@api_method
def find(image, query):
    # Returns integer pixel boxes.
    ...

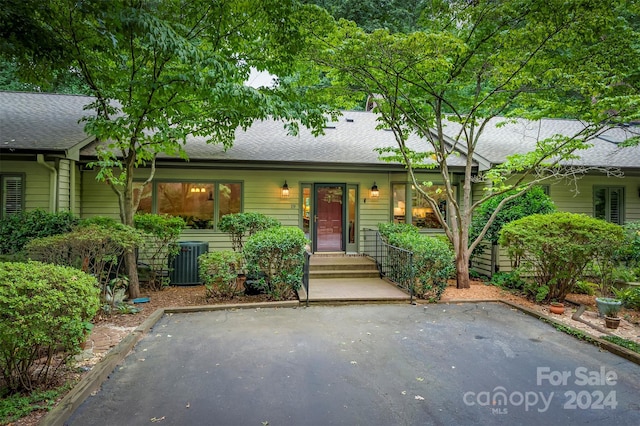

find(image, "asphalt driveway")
[67,303,640,425]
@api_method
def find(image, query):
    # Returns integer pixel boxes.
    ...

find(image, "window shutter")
[2,176,23,217]
[609,188,622,225]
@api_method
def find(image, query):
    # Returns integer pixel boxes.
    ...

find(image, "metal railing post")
[362,228,414,303]
[303,251,311,307]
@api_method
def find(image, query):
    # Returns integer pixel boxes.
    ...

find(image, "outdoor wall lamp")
[281,180,290,198]
[370,182,379,198]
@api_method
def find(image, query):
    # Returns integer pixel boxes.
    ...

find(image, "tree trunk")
[122,160,141,299]
[455,249,471,289]
[125,250,140,299]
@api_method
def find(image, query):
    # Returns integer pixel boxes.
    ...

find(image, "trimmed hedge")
[199,250,244,299]
[499,212,624,302]
[388,232,455,302]
[378,222,419,242]
[0,261,100,393]
[244,227,308,300]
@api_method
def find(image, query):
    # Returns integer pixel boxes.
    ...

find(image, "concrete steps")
[301,254,410,304]
[309,255,379,280]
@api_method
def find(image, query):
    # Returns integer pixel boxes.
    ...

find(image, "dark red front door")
[314,184,345,252]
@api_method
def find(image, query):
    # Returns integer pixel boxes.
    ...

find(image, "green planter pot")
[595,297,622,318]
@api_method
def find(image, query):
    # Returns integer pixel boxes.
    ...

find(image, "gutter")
[37,154,57,212]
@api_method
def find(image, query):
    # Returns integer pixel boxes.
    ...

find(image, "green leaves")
[0,261,100,393]
[244,226,309,300]
[470,186,556,249]
[499,212,625,302]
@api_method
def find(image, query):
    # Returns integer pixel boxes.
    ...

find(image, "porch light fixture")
[370,182,379,198]
[281,180,290,198]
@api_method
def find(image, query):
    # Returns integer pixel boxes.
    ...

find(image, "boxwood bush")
[199,250,244,299]
[499,212,624,302]
[243,227,308,300]
[388,233,455,302]
[0,261,100,393]
[378,222,419,242]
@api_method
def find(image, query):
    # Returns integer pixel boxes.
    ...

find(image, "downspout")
[37,154,57,212]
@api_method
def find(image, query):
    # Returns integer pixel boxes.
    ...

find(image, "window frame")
[391,181,453,230]
[0,173,25,219]
[136,179,243,230]
[593,186,624,225]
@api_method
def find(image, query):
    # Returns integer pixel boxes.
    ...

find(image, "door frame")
[312,183,347,253]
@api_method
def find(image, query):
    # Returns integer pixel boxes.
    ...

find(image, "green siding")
[58,159,71,211]
[1,160,50,211]
[471,173,640,277]
[80,168,408,252]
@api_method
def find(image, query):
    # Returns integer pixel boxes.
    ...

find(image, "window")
[136,181,242,229]
[594,186,624,225]
[392,182,448,229]
[1,174,24,218]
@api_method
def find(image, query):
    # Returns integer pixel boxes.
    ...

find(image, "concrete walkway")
[303,255,412,304]
[304,277,411,303]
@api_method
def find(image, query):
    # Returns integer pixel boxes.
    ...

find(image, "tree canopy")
[304,0,427,33]
[312,0,640,288]
[4,0,336,297]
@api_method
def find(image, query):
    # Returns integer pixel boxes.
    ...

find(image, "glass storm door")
[313,184,345,252]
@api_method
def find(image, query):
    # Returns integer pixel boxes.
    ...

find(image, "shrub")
[612,286,640,311]
[377,222,419,243]
[573,280,597,296]
[24,224,142,301]
[499,212,624,303]
[218,212,281,252]
[199,250,244,299]
[0,210,78,255]
[491,270,526,291]
[470,186,556,249]
[134,214,186,290]
[388,232,455,302]
[0,261,100,393]
[244,227,308,300]
[618,221,640,267]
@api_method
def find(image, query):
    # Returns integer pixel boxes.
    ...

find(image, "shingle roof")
[441,117,640,169]
[170,111,467,167]
[0,91,96,152]
[2,91,638,170]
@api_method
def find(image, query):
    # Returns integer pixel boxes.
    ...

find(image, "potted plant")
[549,301,565,315]
[595,297,623,318]
[604,304,622,330]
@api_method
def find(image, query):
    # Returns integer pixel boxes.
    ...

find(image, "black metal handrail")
[302,250,311,307]
[362,228,414,303]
